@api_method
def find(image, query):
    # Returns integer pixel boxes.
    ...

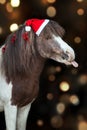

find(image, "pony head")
[35,20,78,67]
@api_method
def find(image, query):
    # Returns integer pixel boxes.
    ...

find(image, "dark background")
[0,0,87,130]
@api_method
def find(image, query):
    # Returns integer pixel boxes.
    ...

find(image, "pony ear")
[50,20,65,37]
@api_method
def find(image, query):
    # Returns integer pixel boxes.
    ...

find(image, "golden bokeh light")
[50,115,63,128]
[48,74,56,82]
[10,23,18,32]
[37,119,44,127]
[47,93,54,100]
[10,0,20,7]
[77,0,83,2]
[78,74,87,85]
[74,36,81,44]
[59,81,70,92]
[46,6,56,17]
[0,27,3,34]
[47,0,56,3]
[6,3,13,13]
[0,0,6,4]
[56,102,65,114]
[70,95,80,105]
[55,66,62,73]
[41,0,48,5]
[78,121,87,130]
[77,8,84,15]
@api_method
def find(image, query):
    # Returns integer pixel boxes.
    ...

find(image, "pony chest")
[11,76,39,107]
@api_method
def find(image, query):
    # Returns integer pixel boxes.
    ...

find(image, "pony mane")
[2,20,65,81]
[49,20,65,37]
[2,24,38,80]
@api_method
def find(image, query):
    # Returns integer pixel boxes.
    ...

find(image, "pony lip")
[71,61,78,68]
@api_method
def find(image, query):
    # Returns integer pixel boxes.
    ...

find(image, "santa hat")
[25,19,49,36]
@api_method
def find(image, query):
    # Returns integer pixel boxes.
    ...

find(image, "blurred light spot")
[0,0,6,4]
[6,3,13,13]
[56,103,65,114]
[47,93,54,100]
[74,36,81,44]
[48,74,56,82]
[78,115,85,122]
[41,0,48,5]
[10,11,20,19]
[59,81,70,92]
[37,119,44,127]
[0,27,3,34]
[78,74,87,85]
[60,94,70,104]
[77,0,83,2]
[55,66,62,73]
[77,8,84,15]
[47,0,56,3]
[51,115,63,128]
[47,66,56,75]
[71,68,78,75]
[47,6,56,17]
[11,0,20,7]
[10,23,18,32]
[70,95,80,105]
[78,121,87,130]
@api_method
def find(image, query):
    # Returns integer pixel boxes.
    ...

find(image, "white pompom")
[25,26,31,32]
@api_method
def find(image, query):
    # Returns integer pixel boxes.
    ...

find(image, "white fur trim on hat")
[36,19,49,36]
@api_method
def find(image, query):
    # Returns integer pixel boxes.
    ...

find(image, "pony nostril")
[66,50,75,61]
[62,53,69,60]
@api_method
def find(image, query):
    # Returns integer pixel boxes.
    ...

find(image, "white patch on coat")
[53,35,75,60]
[0,46,32,130]
[0,46,12,104]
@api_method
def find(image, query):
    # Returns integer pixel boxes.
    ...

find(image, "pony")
[0,19,78,130]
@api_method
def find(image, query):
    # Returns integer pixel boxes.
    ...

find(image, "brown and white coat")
[0,19,78,130]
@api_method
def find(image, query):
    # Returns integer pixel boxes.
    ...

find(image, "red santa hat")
[25,19,49,36]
